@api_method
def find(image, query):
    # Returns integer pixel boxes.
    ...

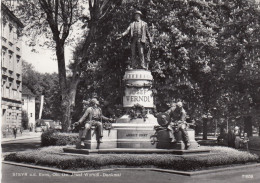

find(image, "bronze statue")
[157,101,190,148]
[75,98,113,146]
[116,10,152,70]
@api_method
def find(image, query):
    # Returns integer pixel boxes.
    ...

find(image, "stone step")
[63,147,210,155]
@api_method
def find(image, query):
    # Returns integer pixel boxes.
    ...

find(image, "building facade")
[1,3,23,129]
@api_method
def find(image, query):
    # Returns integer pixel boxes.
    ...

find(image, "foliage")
[36,119,46,127]
[9,0,260,136]
[215,0,260,125]
[248,136,260,149]
[41,130,79,146]
[21,110,29,129]
[22,61,62,120]
[74,0,260,138]
[8,0,123,132]
[4,146,259,170]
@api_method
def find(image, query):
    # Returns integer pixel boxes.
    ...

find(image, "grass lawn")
[4,146,259,171]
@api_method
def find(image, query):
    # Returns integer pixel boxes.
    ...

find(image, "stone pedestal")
[76,129,117,149]
[113,123,156,148]
[112,69,158,149]
[123,69,154,108]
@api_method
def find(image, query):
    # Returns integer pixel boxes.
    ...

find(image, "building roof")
[1,2,24,28]
[22,85,35,96]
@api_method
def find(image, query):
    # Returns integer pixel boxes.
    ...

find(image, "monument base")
[64,148,210,155]
[113,119,157,148]
[76,122,199,150]
[76,129,117,149]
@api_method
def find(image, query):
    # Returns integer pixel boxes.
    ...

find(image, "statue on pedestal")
[116,10,152,70]
[74,98,113,146]
[156,101,191,149]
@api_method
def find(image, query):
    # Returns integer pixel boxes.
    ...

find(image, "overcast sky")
[22,21,85,74]
[22,41,72,74]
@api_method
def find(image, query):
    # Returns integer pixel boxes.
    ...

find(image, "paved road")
[1,137,41,154]
[2,163,260,183]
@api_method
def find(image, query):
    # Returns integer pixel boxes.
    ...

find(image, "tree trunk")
[244,116,253,137]
[203,118,208,140]
[60,75,80,132]
[56,42,72,132]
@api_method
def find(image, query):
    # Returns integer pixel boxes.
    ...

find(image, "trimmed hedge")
[41,130,79,146]
[249,136,260,149]
[4,146,259,171]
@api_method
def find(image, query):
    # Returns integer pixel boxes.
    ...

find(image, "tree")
[22,110,29,129]
[22,61,62,120]
[10,0,122,131]
[74,0,260,138]
[216,0,260,136]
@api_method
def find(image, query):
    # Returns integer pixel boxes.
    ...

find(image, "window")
[30,113,33,117]
[9,80,12,88]
[17,82,20,90]
[9,24,13,33]
[16,55,21,63]
[2,80,6,87]
[2,37,7,42]
[2,47,7,60]
[8,50,13,59]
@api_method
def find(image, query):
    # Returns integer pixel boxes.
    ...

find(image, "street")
[2,163,260,183]
[1,137,41,154]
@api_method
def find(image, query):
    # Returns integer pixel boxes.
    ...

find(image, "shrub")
[249,137,260,149]
[41,130,79,146]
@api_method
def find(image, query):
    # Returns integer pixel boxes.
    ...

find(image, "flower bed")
[4,146,259,171]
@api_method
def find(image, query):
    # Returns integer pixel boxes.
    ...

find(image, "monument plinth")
[122,69,154,108]
[114,69,157,148]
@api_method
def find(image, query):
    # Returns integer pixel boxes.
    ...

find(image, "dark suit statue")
[117,10,152,70]
[165,102,190,147]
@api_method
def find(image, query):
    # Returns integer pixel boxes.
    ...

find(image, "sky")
[22,41,72,74]
[22,21,85,74]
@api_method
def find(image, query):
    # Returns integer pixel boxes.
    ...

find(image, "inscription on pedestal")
[118,129,154,139]
[126,133,148,137]
[123,88,153,107]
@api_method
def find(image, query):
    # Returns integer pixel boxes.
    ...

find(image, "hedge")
[4,146,259,171]
[249,136,260,149]
[41,129,79,146]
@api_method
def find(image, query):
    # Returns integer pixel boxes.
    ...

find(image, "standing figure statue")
[116,10,152,70]
[75,98,113,146]
[165,102,190,147]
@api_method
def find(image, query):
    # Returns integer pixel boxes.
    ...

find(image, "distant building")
[1,3,23,129]
[22,86,36,129]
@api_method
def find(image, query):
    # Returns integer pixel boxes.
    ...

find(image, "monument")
[65,10,205,154]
